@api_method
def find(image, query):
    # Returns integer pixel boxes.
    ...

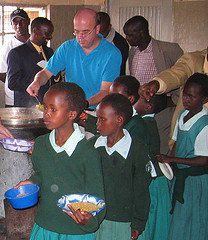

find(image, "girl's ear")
[117,114,125,127]
[146,103,154,114]
[127,95,135,104]
[68,110,78,120]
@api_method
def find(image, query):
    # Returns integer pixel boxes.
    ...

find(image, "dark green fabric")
[143,116,164,177]
[124,115,150,146]
[85,114,98,135]
[143,116,160,155]
[86,114,150,147]
[88,135,152,231]
[29,134,105,235]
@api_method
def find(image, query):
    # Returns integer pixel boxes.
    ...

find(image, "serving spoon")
[35,96,44,112]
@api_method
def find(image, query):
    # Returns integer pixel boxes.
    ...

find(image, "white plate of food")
[57,193,105,216]
[158,162,174,180]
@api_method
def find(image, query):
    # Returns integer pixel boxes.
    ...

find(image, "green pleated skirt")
[168,175,208,240]
[30,223,95,240]
[139,176,171,240]
[95,219,131,240]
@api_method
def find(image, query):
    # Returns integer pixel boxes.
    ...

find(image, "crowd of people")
[0,7,208,240]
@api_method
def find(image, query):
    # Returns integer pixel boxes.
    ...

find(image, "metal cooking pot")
[0,107,44,127]
[0,107,49,140]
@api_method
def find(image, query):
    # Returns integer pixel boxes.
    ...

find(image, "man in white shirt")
[0,8,30,107]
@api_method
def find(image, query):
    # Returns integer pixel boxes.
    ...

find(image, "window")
[0,5,47,45]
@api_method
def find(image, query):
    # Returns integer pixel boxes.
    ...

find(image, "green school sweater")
[86,114,150,146]
[88,135,152,231]
[29,133,105,235]
[143,116,160,155]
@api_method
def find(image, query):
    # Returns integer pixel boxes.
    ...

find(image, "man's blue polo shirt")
[46,34,122,105]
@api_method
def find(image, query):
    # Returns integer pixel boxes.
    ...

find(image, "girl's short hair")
[149,93,167,114]
[100,93,133,125]
[185,73,208,97]
[48,82,86,121]
[114,75,140,104]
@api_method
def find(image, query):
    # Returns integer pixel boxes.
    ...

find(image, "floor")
[0,218,6,240]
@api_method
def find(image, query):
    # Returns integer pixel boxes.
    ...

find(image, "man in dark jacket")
[98,11,129,75]
[7,17,54,107]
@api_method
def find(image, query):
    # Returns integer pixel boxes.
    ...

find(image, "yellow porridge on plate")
[67,202,100,212]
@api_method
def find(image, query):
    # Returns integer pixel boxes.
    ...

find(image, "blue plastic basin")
[4,184,40,209]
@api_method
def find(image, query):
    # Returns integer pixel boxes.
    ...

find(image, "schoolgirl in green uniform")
[88,93,152,240]
[14,82,105,240]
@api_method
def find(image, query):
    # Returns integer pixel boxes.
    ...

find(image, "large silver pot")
[0,107,49,140]
[0,107,44,127]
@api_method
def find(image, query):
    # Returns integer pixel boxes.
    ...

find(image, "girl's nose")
[44,108,50,117]
[96,119,100,127]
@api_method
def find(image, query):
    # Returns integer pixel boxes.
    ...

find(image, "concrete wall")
[50,5,101,50]
[173,1,208,52]
[49,1,208,53]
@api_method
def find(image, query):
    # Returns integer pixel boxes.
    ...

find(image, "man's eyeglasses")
[73,25,97,38]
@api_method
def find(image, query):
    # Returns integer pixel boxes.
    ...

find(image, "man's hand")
[26,69,53,97]
[26,81,40,97]
[139,80,160,102]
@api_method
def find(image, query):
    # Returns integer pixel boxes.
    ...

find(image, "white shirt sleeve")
[194,125,208,156]
[172,118,179,141]
[0,42,11,72]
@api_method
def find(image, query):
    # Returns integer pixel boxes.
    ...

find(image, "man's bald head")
[74,8,100,26]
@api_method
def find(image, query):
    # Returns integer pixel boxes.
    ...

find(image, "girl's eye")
[98,117,105,122]
[51,108,56,112]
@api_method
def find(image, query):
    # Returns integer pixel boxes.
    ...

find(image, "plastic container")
[0,138,33,152]
[4,184,40,209]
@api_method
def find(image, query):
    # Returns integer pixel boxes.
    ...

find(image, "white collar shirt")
[49,123,85,156]
[94,129,132,159]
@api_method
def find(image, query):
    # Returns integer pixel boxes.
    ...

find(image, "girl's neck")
[55,124,75,147]
[107,130,124,148]
[183,106,203,123]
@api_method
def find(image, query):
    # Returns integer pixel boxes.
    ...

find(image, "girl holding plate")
[14,82,105,240]
[156,73,208,240]
[88,93,152,240]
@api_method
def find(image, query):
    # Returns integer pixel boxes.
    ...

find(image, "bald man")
[27,8,122,109]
